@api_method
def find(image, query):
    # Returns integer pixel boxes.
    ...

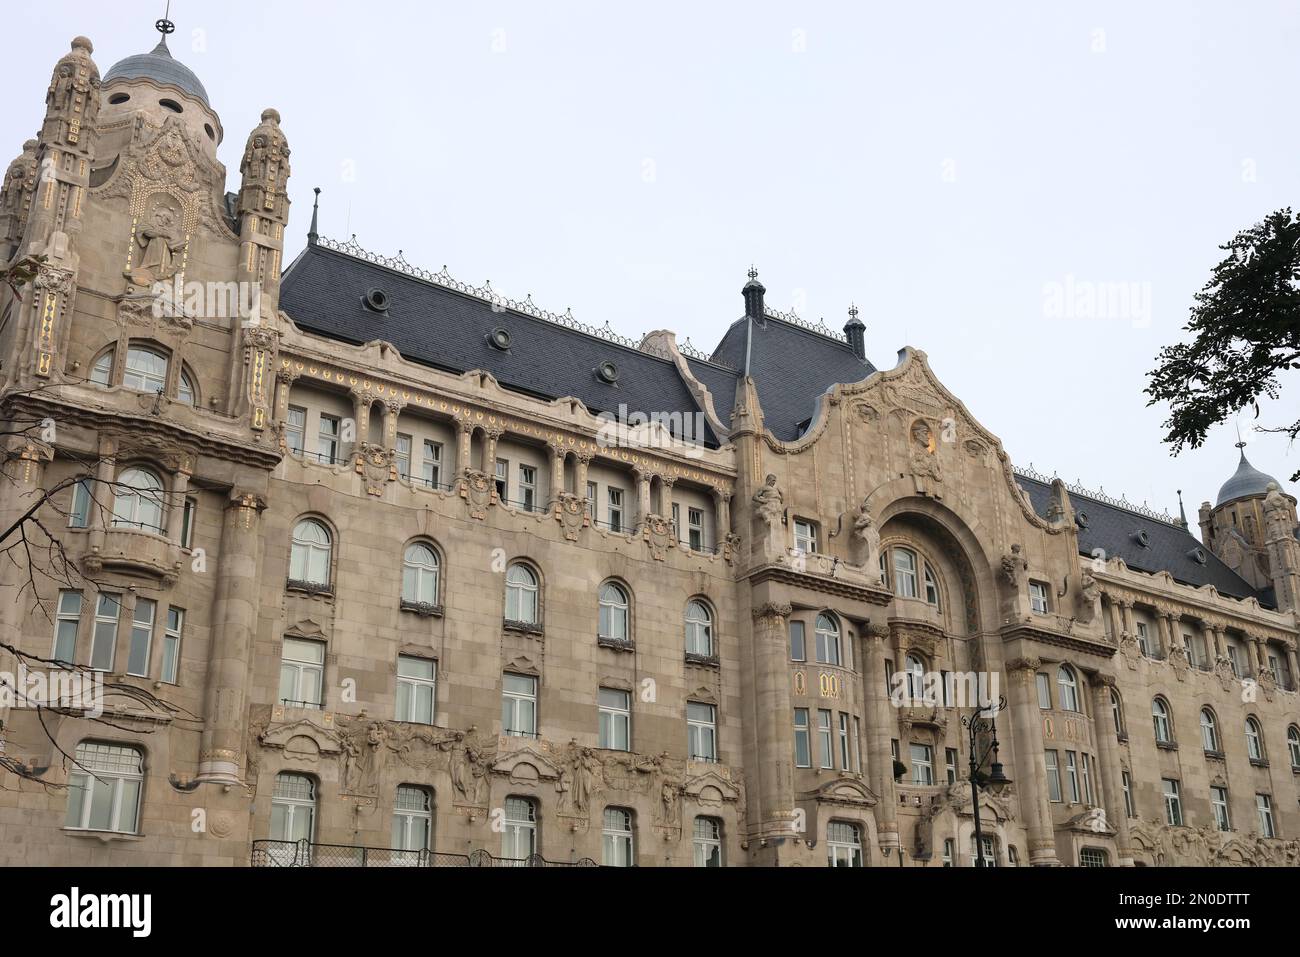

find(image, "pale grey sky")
[10,1,1299,525]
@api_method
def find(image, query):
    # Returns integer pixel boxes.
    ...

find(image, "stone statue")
[1001,543,1028,590]
[850,497,882,578]
[752,474,785,561]
[1263,483,1293,540]
[451,725,492,804]
[135,205,185,286]
[564,742,601,814]
[909,419,943,496]
[1078,567,1102,622]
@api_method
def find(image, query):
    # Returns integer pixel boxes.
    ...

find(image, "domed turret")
[103,37,208,106]
[1216,449,1281,507]
[1200,443,1294,596]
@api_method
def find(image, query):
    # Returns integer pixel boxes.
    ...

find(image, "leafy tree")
[1146,208,1300,480]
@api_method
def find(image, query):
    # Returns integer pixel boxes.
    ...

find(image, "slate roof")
[1216,450,1281,506]
[710,314,877,440]
[279,243,721,446]
[104,39,209,106]
[1017,476,1269,605]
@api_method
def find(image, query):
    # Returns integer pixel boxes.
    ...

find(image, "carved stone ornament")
[1168,644,1190,682]
[461,468,492,520]
[354,442,391,496]
[1213,657,1236,693]
[643,514,674,561]
[555,491,587,541]
[1119,633,1141,670]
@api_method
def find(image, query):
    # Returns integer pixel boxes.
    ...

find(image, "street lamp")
[961,695,1012,868]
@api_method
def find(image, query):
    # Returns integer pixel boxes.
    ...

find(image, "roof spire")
[1176,489,1187,527]
[153,1,175,53]
[308,187,321,245]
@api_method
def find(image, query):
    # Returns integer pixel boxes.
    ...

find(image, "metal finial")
[307,187,321,244]
[156,0,175,36]
[848,302,859,321]
[747,265,758,281]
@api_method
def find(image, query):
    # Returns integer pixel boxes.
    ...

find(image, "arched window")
[1110,688,1125,737]
[893,548,918,599]
[1200,708,1220,753]
[111,466,164,532]
[602,807,635,867]
[178,368,196,406]
[505,563,539,624]
[123,346,168,393]
[401,542,440,606]
[905,653,926,703]
[502,796,537,860]
[827,821,863,867]
[1288,726,1300,770]
[599,582,630,643]
[1151,697,1172,744]
[289,519,332,586]
[270,772,316,844]
[90,349,114,385]
[392,785,432,853]
[814,613,840,666]
[1057,665,1079,712]
[65,741,143,833]
[684,600,713,657]
[923,564,940,607]
[1245,717,1265,761]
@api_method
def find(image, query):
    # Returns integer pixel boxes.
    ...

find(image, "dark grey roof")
[279,243,721,446]
[710,314,876,440]
[104,39,209,106]
[1216,450,1280,506]
[684,357,738,421]
[1017,476,1269,606]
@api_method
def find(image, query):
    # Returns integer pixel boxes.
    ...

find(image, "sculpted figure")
[850,497,882,577]
[135,205,185,285]
[1001,543,1028,590]
[908,419,943,495]
[752,474,783,524]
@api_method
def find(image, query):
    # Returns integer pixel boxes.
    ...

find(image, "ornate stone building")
[1,26,1298,868]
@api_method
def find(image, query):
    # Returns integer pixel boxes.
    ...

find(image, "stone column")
[86,436,117,554]
[196,491,266,785]
[712,488,731,547]
[1206,622,1224,660]
[1006,656,1058,865]
[381,397,404,451]
[1120,601,1137,650]
[1106,596,1124,643]
[166,461,191,547]
[1250,635,1267,672]
[1286,643,1299,692]
[349,388,373,457]
[273,367,298,426]
[660,476,677,528]
[547,442,565,505]
[864,623,899,851]
[745,601,799,856]
[454,416,473,473]
[633,466,652,531]
[1089,673,1133,866]
[1157,613,1175,659]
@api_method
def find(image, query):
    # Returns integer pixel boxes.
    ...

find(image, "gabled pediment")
[259,718,342,754]
[492,746,563,782]
[682,768,741,805]
[803,775,877,808]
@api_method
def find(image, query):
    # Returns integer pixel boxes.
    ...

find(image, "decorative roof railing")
[318,234,739,371]
[762,306,845,343]
[1014,464,1179,525]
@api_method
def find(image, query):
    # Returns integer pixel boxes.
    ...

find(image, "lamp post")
[961,695,1012,868]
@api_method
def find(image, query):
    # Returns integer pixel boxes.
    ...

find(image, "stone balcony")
[84,526,182,583]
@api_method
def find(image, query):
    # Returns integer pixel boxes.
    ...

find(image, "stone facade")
[0,29,1298,868]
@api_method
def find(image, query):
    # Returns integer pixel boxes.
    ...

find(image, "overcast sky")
[10,1,1299,526]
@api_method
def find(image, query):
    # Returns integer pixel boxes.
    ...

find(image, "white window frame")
[401,542,440,606]
[599,687,631,751]
[278,637,325,709]
[394,433,412,480]
[910,742,933,785]
[285,405,306,454]
[826,821,863,867]
[793,708,811,768]
[817,709,834,769]
[161,607,183,684]
[1152,698,1172,744]
[814,613,840,666]
[1057,665,1079,712]
[270,772,317,844]
[1257,793,1275,838]
[685,600,713,657]
[396,655,436,724]
[502,673,538,737]
[502,797,537,860]
[518,464,537,511]
[90,594,121,672]
[1211,785,1230,832]
[391,785,432,853]
[793,519,818,555]
[1246,718,1265,762]
[69,479,92,528]
[317,414,340,464]
[1200,709,1220,753]
[893,547,918,598]
[607,487,624,532]
[123,346,168,394]
[687,507,704,551]
[112,466,165,533]
[289,519,332,587]
[421,440,443,488]
[602,807,635,867]
[53,590,82,664]
[65,742,143,834]
[1029,581,1049,614]
[505,563,539,624]
[693,816,722,867]
[1045,749,1062,803]
[1163,778,1182,826]
[687,701,717,762]
[598,582,630,643]
[126,597,155,677]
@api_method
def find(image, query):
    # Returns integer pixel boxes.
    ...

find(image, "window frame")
[65,741,144,834]
[278,636,326,709]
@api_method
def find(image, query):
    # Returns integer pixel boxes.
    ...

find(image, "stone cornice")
[999,619,1116,659]
[748,563,894,606]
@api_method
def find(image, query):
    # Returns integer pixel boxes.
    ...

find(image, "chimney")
[742,265,765,320]
[844,303,866,360]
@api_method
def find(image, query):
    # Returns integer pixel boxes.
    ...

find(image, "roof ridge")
[1014,465,1180,526]
[315,234,694,363]
[761,306,850,346]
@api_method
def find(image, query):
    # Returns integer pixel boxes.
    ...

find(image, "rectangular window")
[789,620,806,661]
[599,688,631,751]
[180,497,196,549]
[279,637,325,708]
[65,742,143,834]
[942,839,954,867]
[687,507,704,551]
[285,405,306,454]
[1136,622,1150,657]
[671,502,680,538]
[391,786,432,853]
[838,713,851,770]
[53,590,82,664]
[395,433,412,480]
[1257,793,1275,838]
[817,709,834,769]
[973,835,998,868]
[794,519,818,554]
[1036,672,1052,710]
[1065,750,1080,804]
[126,598,155,677]
[161,607,183,684]
[502,673,537,737]
[1163,778,1182,826]
[1211,785,1230,832]
[852,717,862,773]
[1029,581,1049,614]
[693,816,722,868]
[494,458,508,501]
[946,747,959,785]
[1122,770,1134,818]
[1227,643,1242,677]
[69,480,92,528]
[1081,752,1094,806]
[586,481,597,519]
[607,487,624,532]
[396,655,436,724]
[502,797,536,860]
[1045,749,1062,803]
[602,808,635,867]
[910,743,933,785]
[688,702,717,762]
[826,821,863,867]
[422,440,442,488]
[793,708,811,768]
[518,464,536,511]
[1079,847,1107,868]
[317,414,340,463]
[91,594,121,672]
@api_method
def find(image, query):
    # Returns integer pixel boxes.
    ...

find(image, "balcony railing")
[251,840,596,868]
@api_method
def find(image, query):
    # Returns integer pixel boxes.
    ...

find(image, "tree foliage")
[1146,208,1300,480]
